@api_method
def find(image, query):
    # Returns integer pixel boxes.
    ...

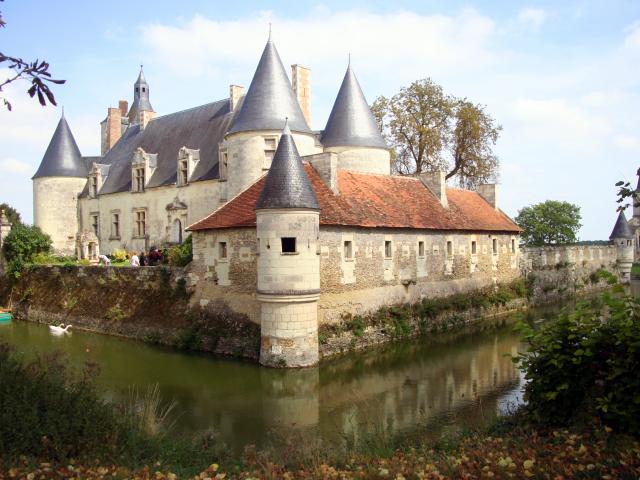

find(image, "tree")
[0,1,65,110]
[515,200,582,246]
[371,78,502,188]
[0,202,21,226]
[2,223,52,277]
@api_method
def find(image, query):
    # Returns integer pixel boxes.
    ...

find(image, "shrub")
[168,234,193,267]
[515,287,640,433]
[110,248,129,262]
[2,223,52,277]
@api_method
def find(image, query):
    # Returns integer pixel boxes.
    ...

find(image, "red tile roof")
[188,165,521,233]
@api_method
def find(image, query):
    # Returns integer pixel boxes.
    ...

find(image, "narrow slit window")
[344,240,353,259]
[91,176,98,197]
[179,160,188,185]
[219,241,228,259]
[281,237,296,253]
[511,239,516,253]
[447,241,453,257]
[385,241,392,258]
[471,241,477,255]
[91,215,99,236]
[492,238,498,254]
[112,213,119,237]
[418,241,425,257]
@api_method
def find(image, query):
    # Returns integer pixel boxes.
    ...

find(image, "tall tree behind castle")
[371,78,501,189]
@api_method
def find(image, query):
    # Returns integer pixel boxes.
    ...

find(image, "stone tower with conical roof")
[32,113,88,254]
[609,210,634,282]
[256,119,321,367]
[223,36,321,200]
[321,63,390,175]
[127,67,155,127]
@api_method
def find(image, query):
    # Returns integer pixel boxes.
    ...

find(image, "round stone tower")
[255,120,321,368]
[609,211,634,282]
[224,35,320,200]
[32,113,88,255]
[321,62,390,175]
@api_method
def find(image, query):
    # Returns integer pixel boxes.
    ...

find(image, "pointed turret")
[127,66,154,123]
[229,39,310,135]
[33,114,86,178]
[256,120,319,210]
[321,64,386,149]
[610,211,634,240]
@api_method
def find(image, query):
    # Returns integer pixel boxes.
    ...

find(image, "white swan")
[49,323,72,335]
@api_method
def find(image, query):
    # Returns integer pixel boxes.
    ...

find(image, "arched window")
[173,219,182,243]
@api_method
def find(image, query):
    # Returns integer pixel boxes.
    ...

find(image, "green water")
[0,306,562,454]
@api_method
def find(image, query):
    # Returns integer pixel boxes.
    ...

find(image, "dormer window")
[177,146,200,186]
[88,163,110,199]
[131,147,156,193]
[263,136,277,169]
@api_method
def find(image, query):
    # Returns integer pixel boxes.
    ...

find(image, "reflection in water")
[0,307,563,453]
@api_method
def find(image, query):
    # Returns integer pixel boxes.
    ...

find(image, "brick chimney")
[419,171,448,208]
[118,100,128,117]
[477,184,499,209]
[139,110,156,130]
[229,84,244,112]
[291,64,311,127]
[103,107,122,154]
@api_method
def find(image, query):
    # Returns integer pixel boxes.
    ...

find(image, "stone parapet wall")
[521,244,617,271]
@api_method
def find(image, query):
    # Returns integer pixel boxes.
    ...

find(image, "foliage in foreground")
[0,343,219,469]
[515,200,582,246]
[167,234,193,267]
[516,287,640,434]
[2,223,52,277]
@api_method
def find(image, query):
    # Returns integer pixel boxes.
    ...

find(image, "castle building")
[33,35,523,366]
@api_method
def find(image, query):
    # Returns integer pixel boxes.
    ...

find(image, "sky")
[1,0,639,240]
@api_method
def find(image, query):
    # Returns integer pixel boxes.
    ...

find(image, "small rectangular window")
[447,241,453,257]
[344,240,353,259]
[384,240,392,258]
[112,213,120,238]
[135,168,145,192]
[264,137,277,168]
[471,241,477,254]
[179,160,189,185]
[219,241,228,259]
[281,237,296,253]
[91,176,98,197]
[511,239,516,253]
[492,238,498,254]
[418,241,425,257]
[135,210,146,237]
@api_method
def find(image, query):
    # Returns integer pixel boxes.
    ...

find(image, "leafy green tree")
[2,223,51,276]
[515,200,582,246]
[371,78,501,188]
[0,202,21,225]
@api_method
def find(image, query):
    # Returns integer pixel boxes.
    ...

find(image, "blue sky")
[1,0,639,239]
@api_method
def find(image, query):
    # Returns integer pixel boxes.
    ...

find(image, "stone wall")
[78,179,223,255]
[323,145,391,175]
[521,244,618,303]
[190,227,521,324]
[33,176,87,255]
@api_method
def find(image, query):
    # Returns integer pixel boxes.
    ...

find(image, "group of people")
[130,248,164,267]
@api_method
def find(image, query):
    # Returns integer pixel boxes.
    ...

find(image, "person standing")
[130,253,140,267]
[139,251,147,266]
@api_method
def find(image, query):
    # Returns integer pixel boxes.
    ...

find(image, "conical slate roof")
[321,65,387,149]
[33,115,87,179]
[229,40,310,135]
[255,120,319,210]
[609,211,634,239]
[128,67,154,122]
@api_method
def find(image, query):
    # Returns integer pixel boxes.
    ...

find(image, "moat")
[0,303,569,454]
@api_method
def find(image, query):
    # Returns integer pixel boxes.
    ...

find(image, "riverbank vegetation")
[2,287,640,478]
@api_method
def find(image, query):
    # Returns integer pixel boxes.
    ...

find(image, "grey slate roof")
[228,40,311,135]
[609,211,634,239]
[94,99,233,195]
[256,120,319,210]
[33,115,88,179]
[128,68,154,123]
[321,65,387,149]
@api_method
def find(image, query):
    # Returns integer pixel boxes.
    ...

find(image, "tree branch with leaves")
[0,1,65,111]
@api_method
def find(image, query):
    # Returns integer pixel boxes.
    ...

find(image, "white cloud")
[615,134,640,150]
[509,98,611,152]
[516,7,547,32]
[140,8,499,83]
[0,158,33,174]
